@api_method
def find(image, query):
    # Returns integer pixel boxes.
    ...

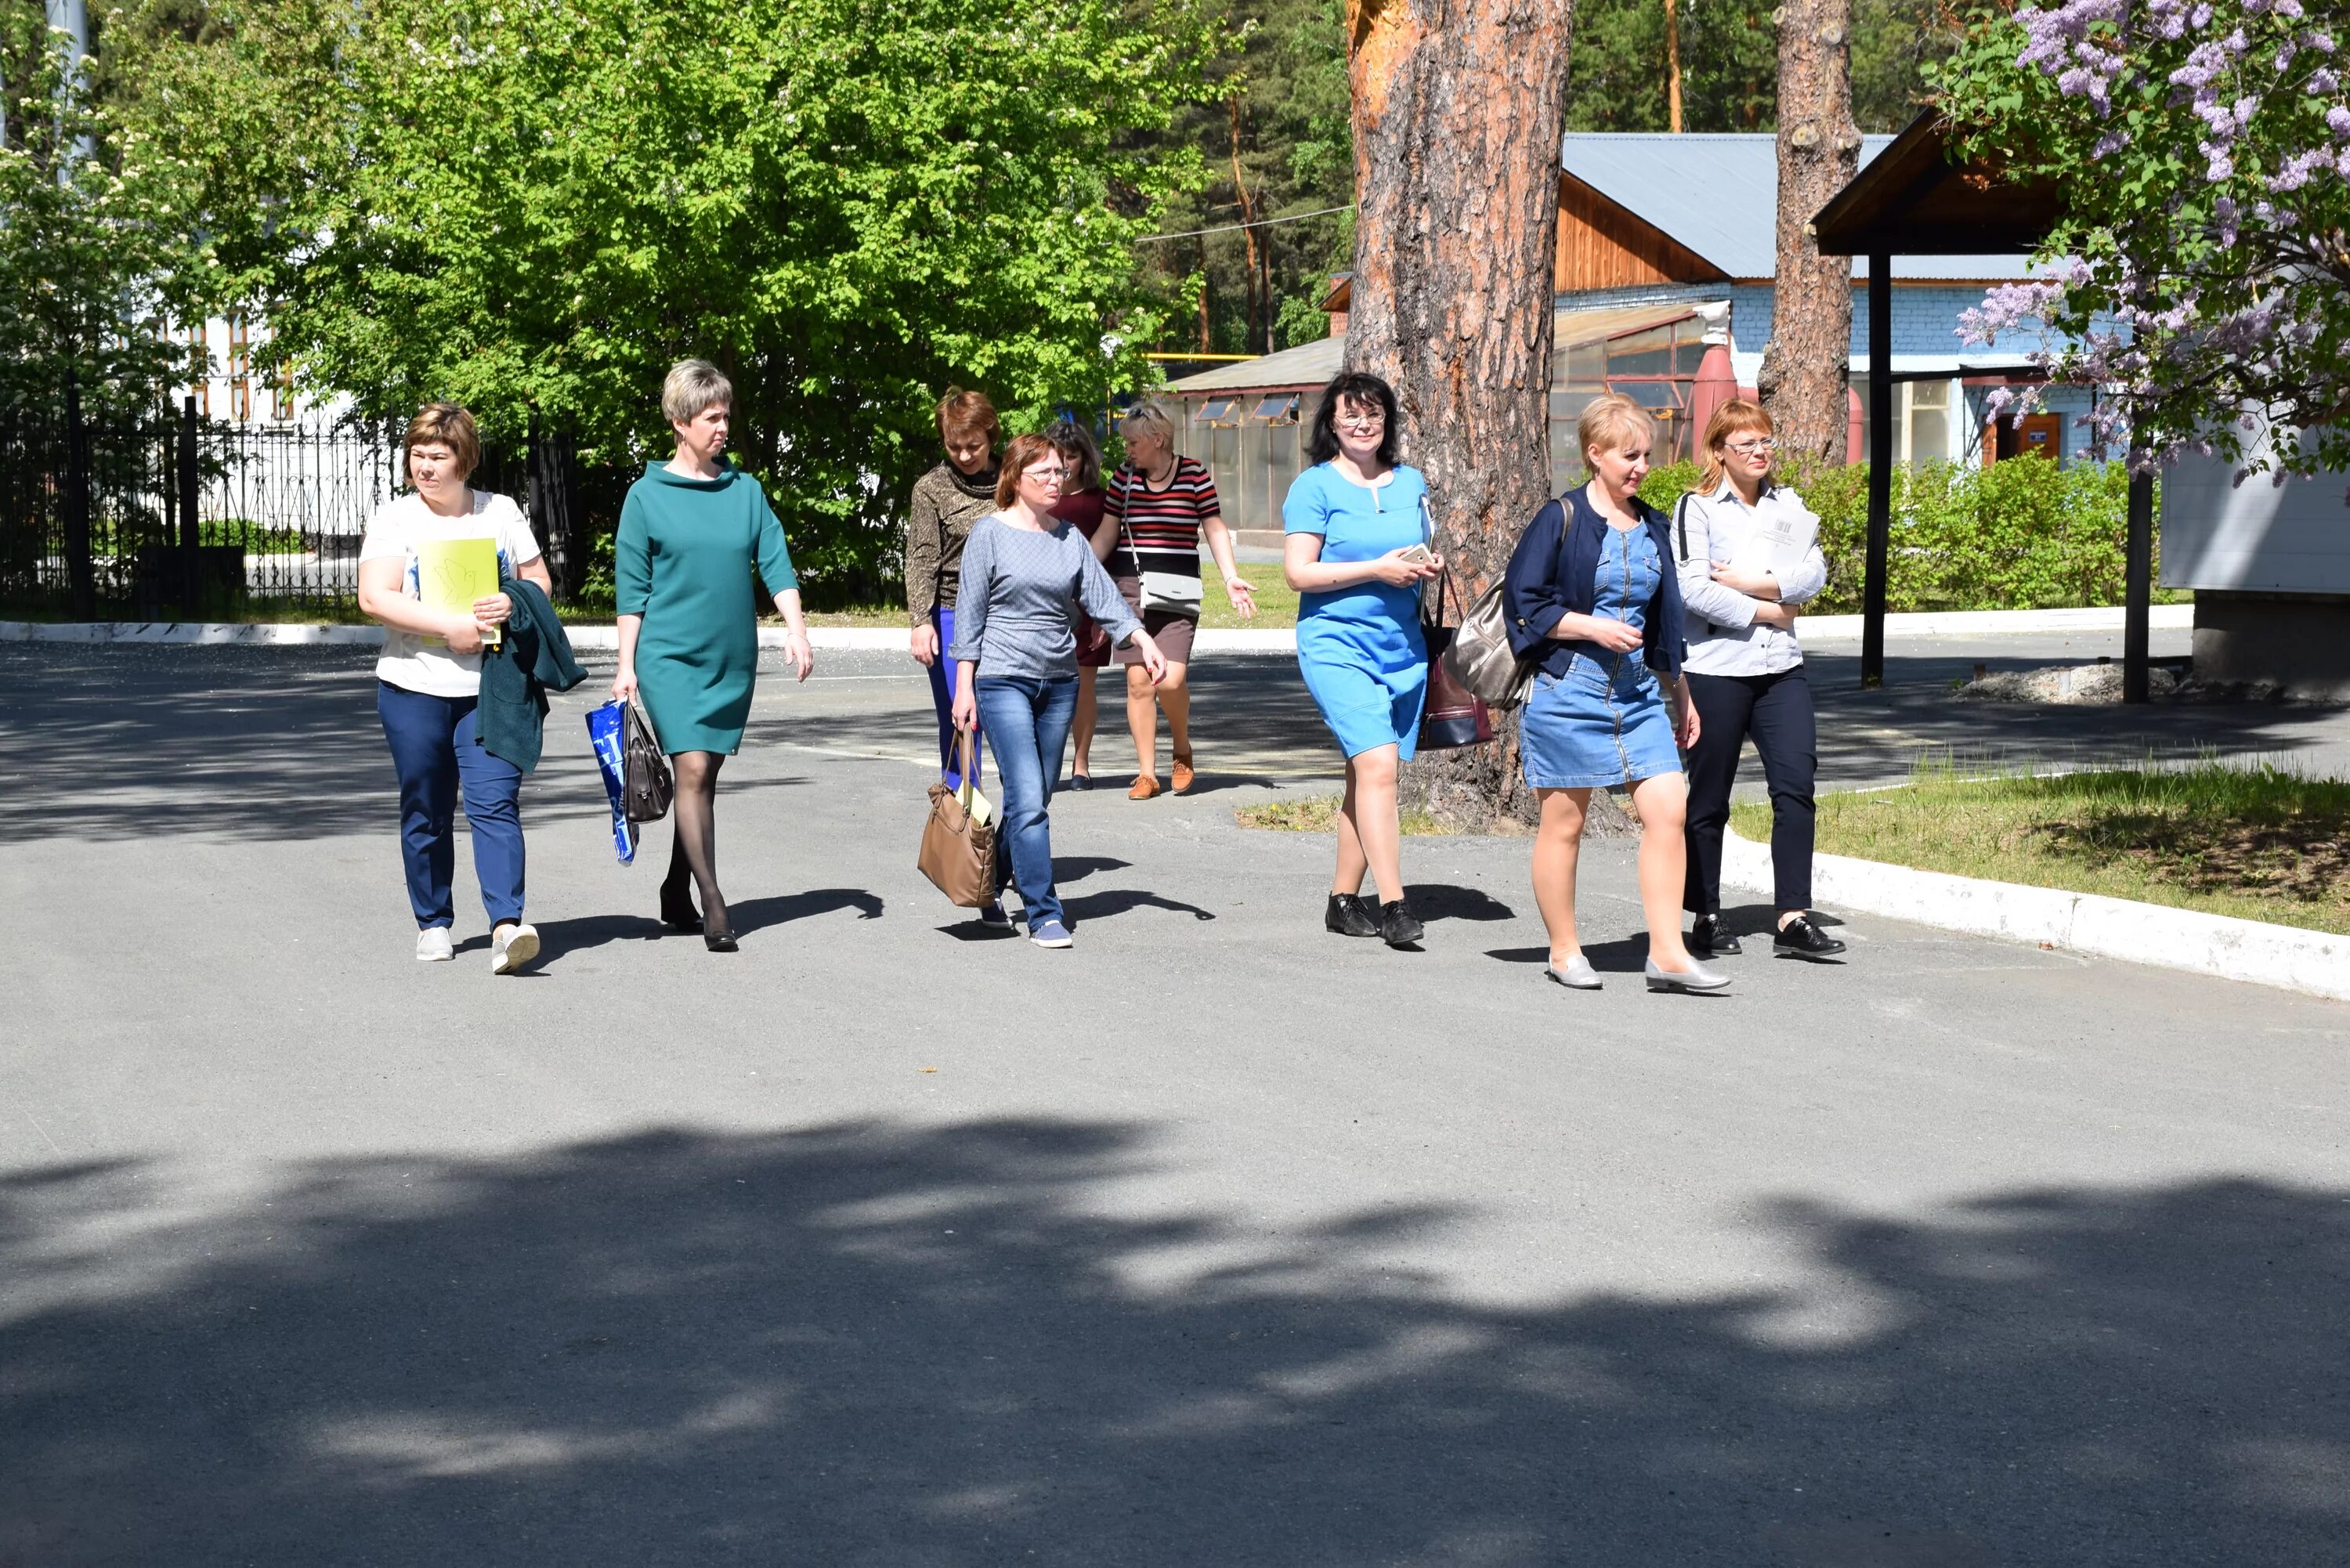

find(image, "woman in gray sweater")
[950,432,1168,948]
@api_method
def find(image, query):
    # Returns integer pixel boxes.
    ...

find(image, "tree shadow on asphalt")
[0,647,801,844]
[3,1125,2345,1567]
[1802,647,2348,785]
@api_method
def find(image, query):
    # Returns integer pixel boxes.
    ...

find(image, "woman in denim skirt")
[1502,393,1726,995]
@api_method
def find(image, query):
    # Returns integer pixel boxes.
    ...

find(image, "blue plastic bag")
[586,700,637,865]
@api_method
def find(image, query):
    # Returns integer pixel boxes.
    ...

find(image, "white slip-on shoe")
[1645,956,1730,993]
[491,923,540,975]
[416,927,455,963]
[1543,954,1602,990]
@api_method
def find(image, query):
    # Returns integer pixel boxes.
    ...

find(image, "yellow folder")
[417,537,501,649]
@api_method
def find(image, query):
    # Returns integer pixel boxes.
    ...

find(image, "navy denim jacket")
[1501,488,1688,683]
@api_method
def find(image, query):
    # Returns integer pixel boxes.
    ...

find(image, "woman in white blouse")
[1671,399,1846,963]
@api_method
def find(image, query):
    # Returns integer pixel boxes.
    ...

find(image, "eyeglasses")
[1725,439,1777,456]
[1334,411,1387,432]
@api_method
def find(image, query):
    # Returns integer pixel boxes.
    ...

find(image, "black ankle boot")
[1325,893,1381,938]
[1379,899,1423,948]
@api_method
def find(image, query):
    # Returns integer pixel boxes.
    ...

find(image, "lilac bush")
[1936,0,2350,491]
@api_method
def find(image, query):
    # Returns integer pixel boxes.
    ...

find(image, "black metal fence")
[0,399,605,620]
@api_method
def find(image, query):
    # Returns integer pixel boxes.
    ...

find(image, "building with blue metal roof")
[1170,132,2089,535]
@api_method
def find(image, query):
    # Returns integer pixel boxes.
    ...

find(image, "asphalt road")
[2,641,2347,1568]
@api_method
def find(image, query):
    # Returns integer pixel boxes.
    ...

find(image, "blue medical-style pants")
[377,681,526,930]
[928,605,982,791]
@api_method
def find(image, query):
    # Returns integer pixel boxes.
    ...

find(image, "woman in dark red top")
[1047,422,1112,788]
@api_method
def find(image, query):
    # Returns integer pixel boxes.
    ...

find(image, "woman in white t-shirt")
[356,403,555,974]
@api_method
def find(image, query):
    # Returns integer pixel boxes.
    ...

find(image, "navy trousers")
[377,681,526,929]
[1680,667,1818,916]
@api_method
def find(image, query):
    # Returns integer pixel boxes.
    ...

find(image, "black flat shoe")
[1379,899,1424,948]
[1773,913,1848,960]
[1066,773,1094,792]
[703,928,739,953]
[658,883,700,930]
[1690,912,1741,956]
[1325,893,1381,938]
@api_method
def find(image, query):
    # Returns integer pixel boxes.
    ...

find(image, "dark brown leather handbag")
[917,730,999,907]
[621,695,674,823]
[1419,568,1495,752]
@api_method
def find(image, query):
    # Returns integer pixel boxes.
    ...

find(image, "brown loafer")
[1170,754,1195,794]
[1127,775,1161,800]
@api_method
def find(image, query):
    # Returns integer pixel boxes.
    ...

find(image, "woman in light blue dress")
[1502,393,1726,995]
[1282,371,1444,949]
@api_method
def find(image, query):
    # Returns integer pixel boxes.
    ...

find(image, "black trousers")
[1681,667,1817,916]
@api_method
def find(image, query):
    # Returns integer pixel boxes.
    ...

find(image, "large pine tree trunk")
[1344,0,1574,829]
[1755,0,1860,467]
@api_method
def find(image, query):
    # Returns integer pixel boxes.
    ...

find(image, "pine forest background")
[1149,0,1969,359]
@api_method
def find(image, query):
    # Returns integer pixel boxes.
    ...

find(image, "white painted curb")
[0,620,1300,655]
[1796,605,2193,641]
[0,620,388,646]
[1720,826,2350,1003]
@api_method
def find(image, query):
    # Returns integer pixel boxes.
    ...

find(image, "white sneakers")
[490,923,540,975]
[415,923,539,973]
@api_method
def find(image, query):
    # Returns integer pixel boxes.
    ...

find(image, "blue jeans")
[927,606,982,791]
[377,681,526,928]
[974,675,1078,928]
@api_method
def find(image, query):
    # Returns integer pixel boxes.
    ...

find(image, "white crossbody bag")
[1115,468,1206,617]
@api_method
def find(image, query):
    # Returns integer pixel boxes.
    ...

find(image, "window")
[1252,393,1300,425]
[226,317,252,423]
[186,326,209,417]
[271,361,295,422]
[1198,397,1239,426]
[1906,379,1952,466]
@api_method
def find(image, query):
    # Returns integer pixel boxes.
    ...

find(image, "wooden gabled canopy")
[1807,110,2154,703]
[1811,111,2064,258]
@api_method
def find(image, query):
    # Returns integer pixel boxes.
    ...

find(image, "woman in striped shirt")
[1098,400,1256,798]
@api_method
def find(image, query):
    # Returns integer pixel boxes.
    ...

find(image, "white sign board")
[2160,428,2350,594]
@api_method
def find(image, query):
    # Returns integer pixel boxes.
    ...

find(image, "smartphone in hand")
[1395,544,1436,565]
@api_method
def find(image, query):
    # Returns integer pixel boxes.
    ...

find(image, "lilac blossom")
[1958,0,2350,487]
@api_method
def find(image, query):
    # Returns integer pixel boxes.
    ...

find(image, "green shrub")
[1617,455,2175,614]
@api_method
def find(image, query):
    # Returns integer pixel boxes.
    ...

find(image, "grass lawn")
[1200,562,1299,630]
[1747,760,2350,935]
[1235,794,1454,836]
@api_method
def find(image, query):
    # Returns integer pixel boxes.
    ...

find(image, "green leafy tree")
[122,0,1227,591]
[1134,0,1354,356]
[1936,0,2350,488]
[1561,0,1968,134]
[0,0,208,420]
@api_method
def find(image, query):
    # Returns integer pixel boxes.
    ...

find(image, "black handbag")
[622,696,674,823]
[1418,567,1495,752]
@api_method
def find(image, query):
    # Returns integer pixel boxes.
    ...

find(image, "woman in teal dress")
[613,359,813,952]
[1282,371,1444,950]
